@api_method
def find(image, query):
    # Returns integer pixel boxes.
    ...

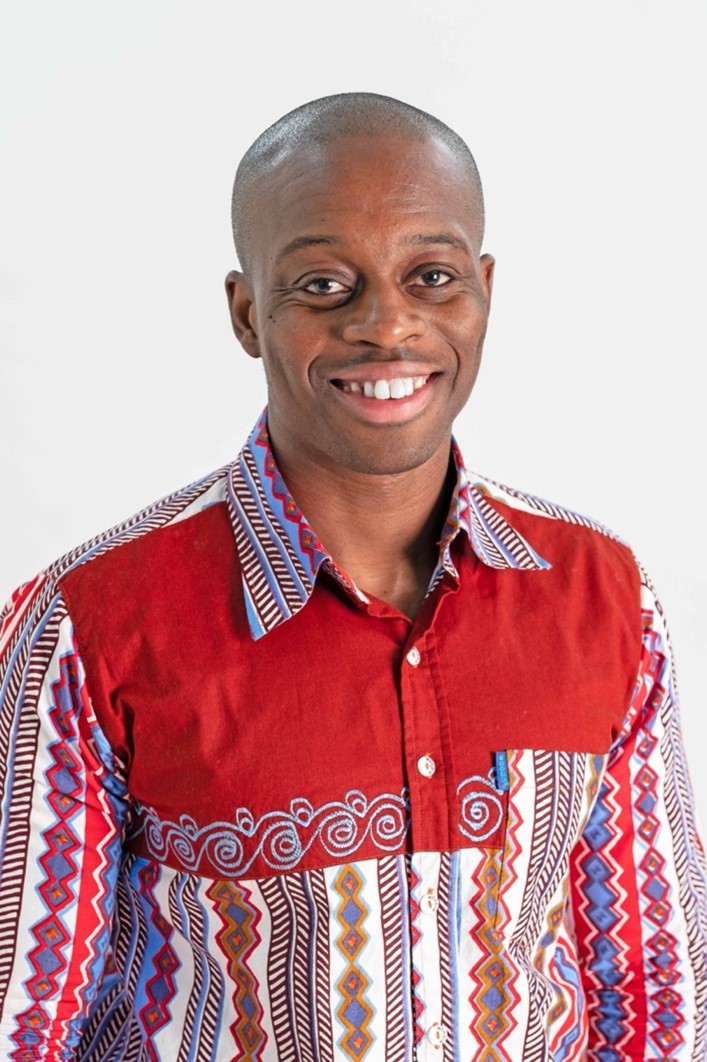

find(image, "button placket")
[411,852,448,1060]
[401,627,452,855]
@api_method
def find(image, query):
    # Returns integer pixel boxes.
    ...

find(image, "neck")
[274,444,454,620]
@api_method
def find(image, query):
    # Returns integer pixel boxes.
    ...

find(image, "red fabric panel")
[60,496,641,878]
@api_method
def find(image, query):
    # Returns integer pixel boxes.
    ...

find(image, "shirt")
[0,411,705,1061]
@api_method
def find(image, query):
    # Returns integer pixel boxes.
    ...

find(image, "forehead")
[249,134,481,263]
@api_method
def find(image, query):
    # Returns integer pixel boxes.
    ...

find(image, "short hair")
[231,92,485,271]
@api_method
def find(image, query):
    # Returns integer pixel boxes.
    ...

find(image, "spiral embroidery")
[130,788,410,877]
[457,775,505,842]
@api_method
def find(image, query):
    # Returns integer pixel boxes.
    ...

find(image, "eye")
[302,277,348,295]
[414,269,453,287]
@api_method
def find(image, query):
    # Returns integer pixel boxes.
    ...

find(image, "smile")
[334,375,430,400]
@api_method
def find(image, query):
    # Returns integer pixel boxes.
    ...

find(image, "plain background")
[1,1,704,824]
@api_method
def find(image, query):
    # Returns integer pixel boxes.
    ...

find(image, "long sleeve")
[0,574,129,1058]
[570,570,707,1059]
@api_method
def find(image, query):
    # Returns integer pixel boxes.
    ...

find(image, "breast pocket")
[492,748,608,947]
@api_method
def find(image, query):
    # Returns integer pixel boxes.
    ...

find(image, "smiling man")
[226,122,493,621]
[0,93,705,1060]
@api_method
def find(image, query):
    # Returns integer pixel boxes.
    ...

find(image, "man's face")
[227,134,494,480]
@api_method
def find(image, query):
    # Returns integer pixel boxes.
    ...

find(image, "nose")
[339,283,426,349]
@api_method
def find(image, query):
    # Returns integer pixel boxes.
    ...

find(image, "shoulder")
[467,469,645,615]
[2,464,233,648]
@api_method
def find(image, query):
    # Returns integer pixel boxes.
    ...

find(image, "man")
[0,93,704,1060]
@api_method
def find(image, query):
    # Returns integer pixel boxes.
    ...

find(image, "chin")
[335,436,447,477]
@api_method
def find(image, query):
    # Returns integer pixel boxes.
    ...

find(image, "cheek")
[444,312,487,363]
[437,293,487,335]
[262,308,324,354]
[259,338,313,395]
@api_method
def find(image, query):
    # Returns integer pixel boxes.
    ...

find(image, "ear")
[225,270,261,359]
[479,254,495,309]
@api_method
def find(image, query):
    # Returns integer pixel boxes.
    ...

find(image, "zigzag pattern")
[570,767,635,1057]
[67,649,124,1040]
[3,419,706,1058]
[467,846,514,1056]
[0,462,225,1016]
[487,749,525,1057]
[9,648,86,1060]
[333,865,375,1060]
[547,929,587,1061]
[633,726,685,1056]
[627,619,687,1058]
[208,879,265,1059]
[136,862,180,1058]
[71,856,151,1059]
[0,586,57,1003]
[7,632,122,1054]
[640,598,707,1054]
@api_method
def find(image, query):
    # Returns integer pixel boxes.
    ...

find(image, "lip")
[330,363,438,385]
[327,372,441,424]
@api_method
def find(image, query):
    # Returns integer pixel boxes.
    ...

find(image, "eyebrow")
[406,233,472,254]
[276,235,341,262]
[275,230,472,264]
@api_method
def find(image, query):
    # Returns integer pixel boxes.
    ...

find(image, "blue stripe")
[448,851,461,1060]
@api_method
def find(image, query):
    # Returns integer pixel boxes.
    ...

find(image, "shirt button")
[406,646,421,667]
[420,890,440,915]
[417,754,436,778]
[427,1023,449,1047]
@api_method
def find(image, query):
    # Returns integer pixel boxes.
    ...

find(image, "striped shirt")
[0,412,705,1060]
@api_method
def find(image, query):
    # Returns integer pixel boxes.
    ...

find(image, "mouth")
[332,374,431,400]
[327,368,441,425]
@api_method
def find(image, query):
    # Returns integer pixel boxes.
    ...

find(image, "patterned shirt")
[0,412,705,1061]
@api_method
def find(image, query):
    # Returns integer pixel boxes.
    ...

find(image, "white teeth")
[340,375,430,400]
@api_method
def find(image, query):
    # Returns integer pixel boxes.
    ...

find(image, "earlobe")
[225,270,261,359]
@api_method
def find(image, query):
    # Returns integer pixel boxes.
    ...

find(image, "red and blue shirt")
[0,412,705,1059]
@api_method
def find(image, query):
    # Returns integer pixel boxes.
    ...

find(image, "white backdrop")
[1,1,704,824]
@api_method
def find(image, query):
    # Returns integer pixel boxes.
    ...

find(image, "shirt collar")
[227,412,551,641]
